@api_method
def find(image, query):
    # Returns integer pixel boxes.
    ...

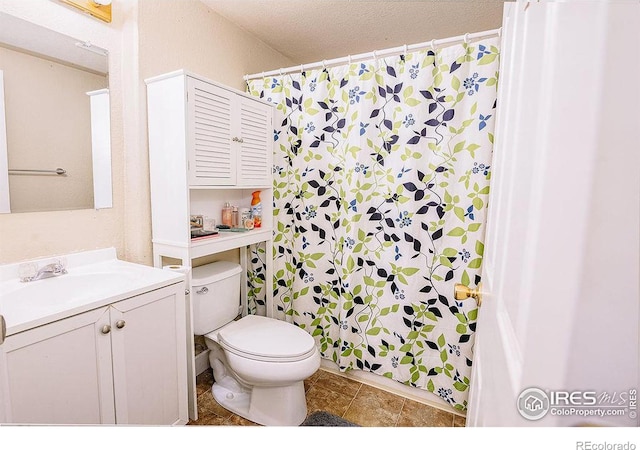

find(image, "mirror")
[0,12,112,213]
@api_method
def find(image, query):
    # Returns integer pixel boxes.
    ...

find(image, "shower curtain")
[247,37,500,411]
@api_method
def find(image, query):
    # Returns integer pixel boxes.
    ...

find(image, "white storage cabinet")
[145,70,275,420]
[0,283,187,425]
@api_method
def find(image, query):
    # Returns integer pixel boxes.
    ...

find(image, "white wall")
[0,0,293,265]
[123,0,295,265]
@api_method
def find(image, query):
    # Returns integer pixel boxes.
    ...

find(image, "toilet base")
[211,380,308,426]
[212,383,251,419]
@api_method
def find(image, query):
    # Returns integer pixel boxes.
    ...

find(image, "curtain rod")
[245,28,501,81]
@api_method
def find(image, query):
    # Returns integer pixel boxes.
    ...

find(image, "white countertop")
[0,248,185,336]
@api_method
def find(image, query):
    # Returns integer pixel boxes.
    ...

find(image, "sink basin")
[0,248,185,336]
[2,271,139,306]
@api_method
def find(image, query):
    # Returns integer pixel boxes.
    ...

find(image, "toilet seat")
[207,315,317,363]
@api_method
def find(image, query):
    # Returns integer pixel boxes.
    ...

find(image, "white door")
[187,77,237,186]
[110,285,188,425]
[466,2,639,427]
[0,307,115,424]
[237,96,273,186]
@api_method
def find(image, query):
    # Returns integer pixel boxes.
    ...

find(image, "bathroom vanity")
[0,248,188,425]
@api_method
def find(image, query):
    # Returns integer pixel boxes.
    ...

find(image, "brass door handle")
[454,283,483,307]
[0,315,5,345]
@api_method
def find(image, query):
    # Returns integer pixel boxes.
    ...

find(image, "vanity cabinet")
[146,70,275,421]
[0,284,187,425]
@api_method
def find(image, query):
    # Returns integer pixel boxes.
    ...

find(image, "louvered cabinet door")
[237,97,272,186]
[186,78,238,186]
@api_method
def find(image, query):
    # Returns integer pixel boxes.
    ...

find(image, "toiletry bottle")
[231,205,239,228]
[251,191,262,228]
[240,207,253,229]
[222,202,233,226]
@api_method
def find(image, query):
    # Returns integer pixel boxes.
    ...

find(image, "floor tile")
[313,370,362,397]
[305,384,356,417]
[343,384,404,427]
[396,398,455,427]
[453,414,466,427]
[224,414,260,426]
[304,369,323,392]
[191,367,464,428]
[195,369,214,396]
[197,390,234,419]
[187,408,228,425]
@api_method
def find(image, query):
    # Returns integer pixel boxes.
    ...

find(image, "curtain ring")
[430,39,436,51]
[322,60,327,70]
[348,55,352,65]
[279,68,283,77]
[498,27,502,38]
[300,64,304,74]
[464,33,470,45]
[403,44,408,58]
[261,71,265,79]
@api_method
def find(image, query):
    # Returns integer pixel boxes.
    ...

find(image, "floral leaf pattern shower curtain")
[247,38,499,411]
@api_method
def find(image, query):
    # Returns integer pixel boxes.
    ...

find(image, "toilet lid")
[217,315,317,362]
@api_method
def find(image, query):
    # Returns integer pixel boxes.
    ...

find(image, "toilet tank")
[191,261,242,335]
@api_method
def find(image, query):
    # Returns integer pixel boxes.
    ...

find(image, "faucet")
[20,261,68,282]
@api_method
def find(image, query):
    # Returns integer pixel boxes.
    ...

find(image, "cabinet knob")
[115,320,126,329]
[101,325,111,335]
[196,286,209,295]
[232,137,244,143]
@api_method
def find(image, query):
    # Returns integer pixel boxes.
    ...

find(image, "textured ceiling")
[201,0,507,65]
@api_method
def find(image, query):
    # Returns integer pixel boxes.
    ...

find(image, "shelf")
[189,185,272,191]
[153,228,272,260]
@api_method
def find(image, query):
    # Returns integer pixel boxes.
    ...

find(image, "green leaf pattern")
[246,39,499,410]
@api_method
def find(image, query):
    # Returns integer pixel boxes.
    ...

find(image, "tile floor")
[188,367,466,427]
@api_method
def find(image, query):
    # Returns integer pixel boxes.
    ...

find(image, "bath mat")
[300,411,360,427]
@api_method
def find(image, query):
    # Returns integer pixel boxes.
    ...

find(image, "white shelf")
[188,228,271,258]
[189,185,272,191]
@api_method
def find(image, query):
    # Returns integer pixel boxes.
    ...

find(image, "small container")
[231,206,239,228]
[221,202,233,227]
[240,208,251,228]
[203,216,216,231]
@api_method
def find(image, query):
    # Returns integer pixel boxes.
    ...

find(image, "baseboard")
[319,359,466,418]
[195,349,210,376]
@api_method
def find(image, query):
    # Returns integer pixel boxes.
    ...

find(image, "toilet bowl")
[192,261,320,426]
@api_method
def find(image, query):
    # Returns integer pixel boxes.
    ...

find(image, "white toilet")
[191,261,320,426]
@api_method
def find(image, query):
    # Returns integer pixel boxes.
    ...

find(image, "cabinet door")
[237,96,273,186]
[187,77,238,186]
[0,307,115,424]
[109,285,188,425]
